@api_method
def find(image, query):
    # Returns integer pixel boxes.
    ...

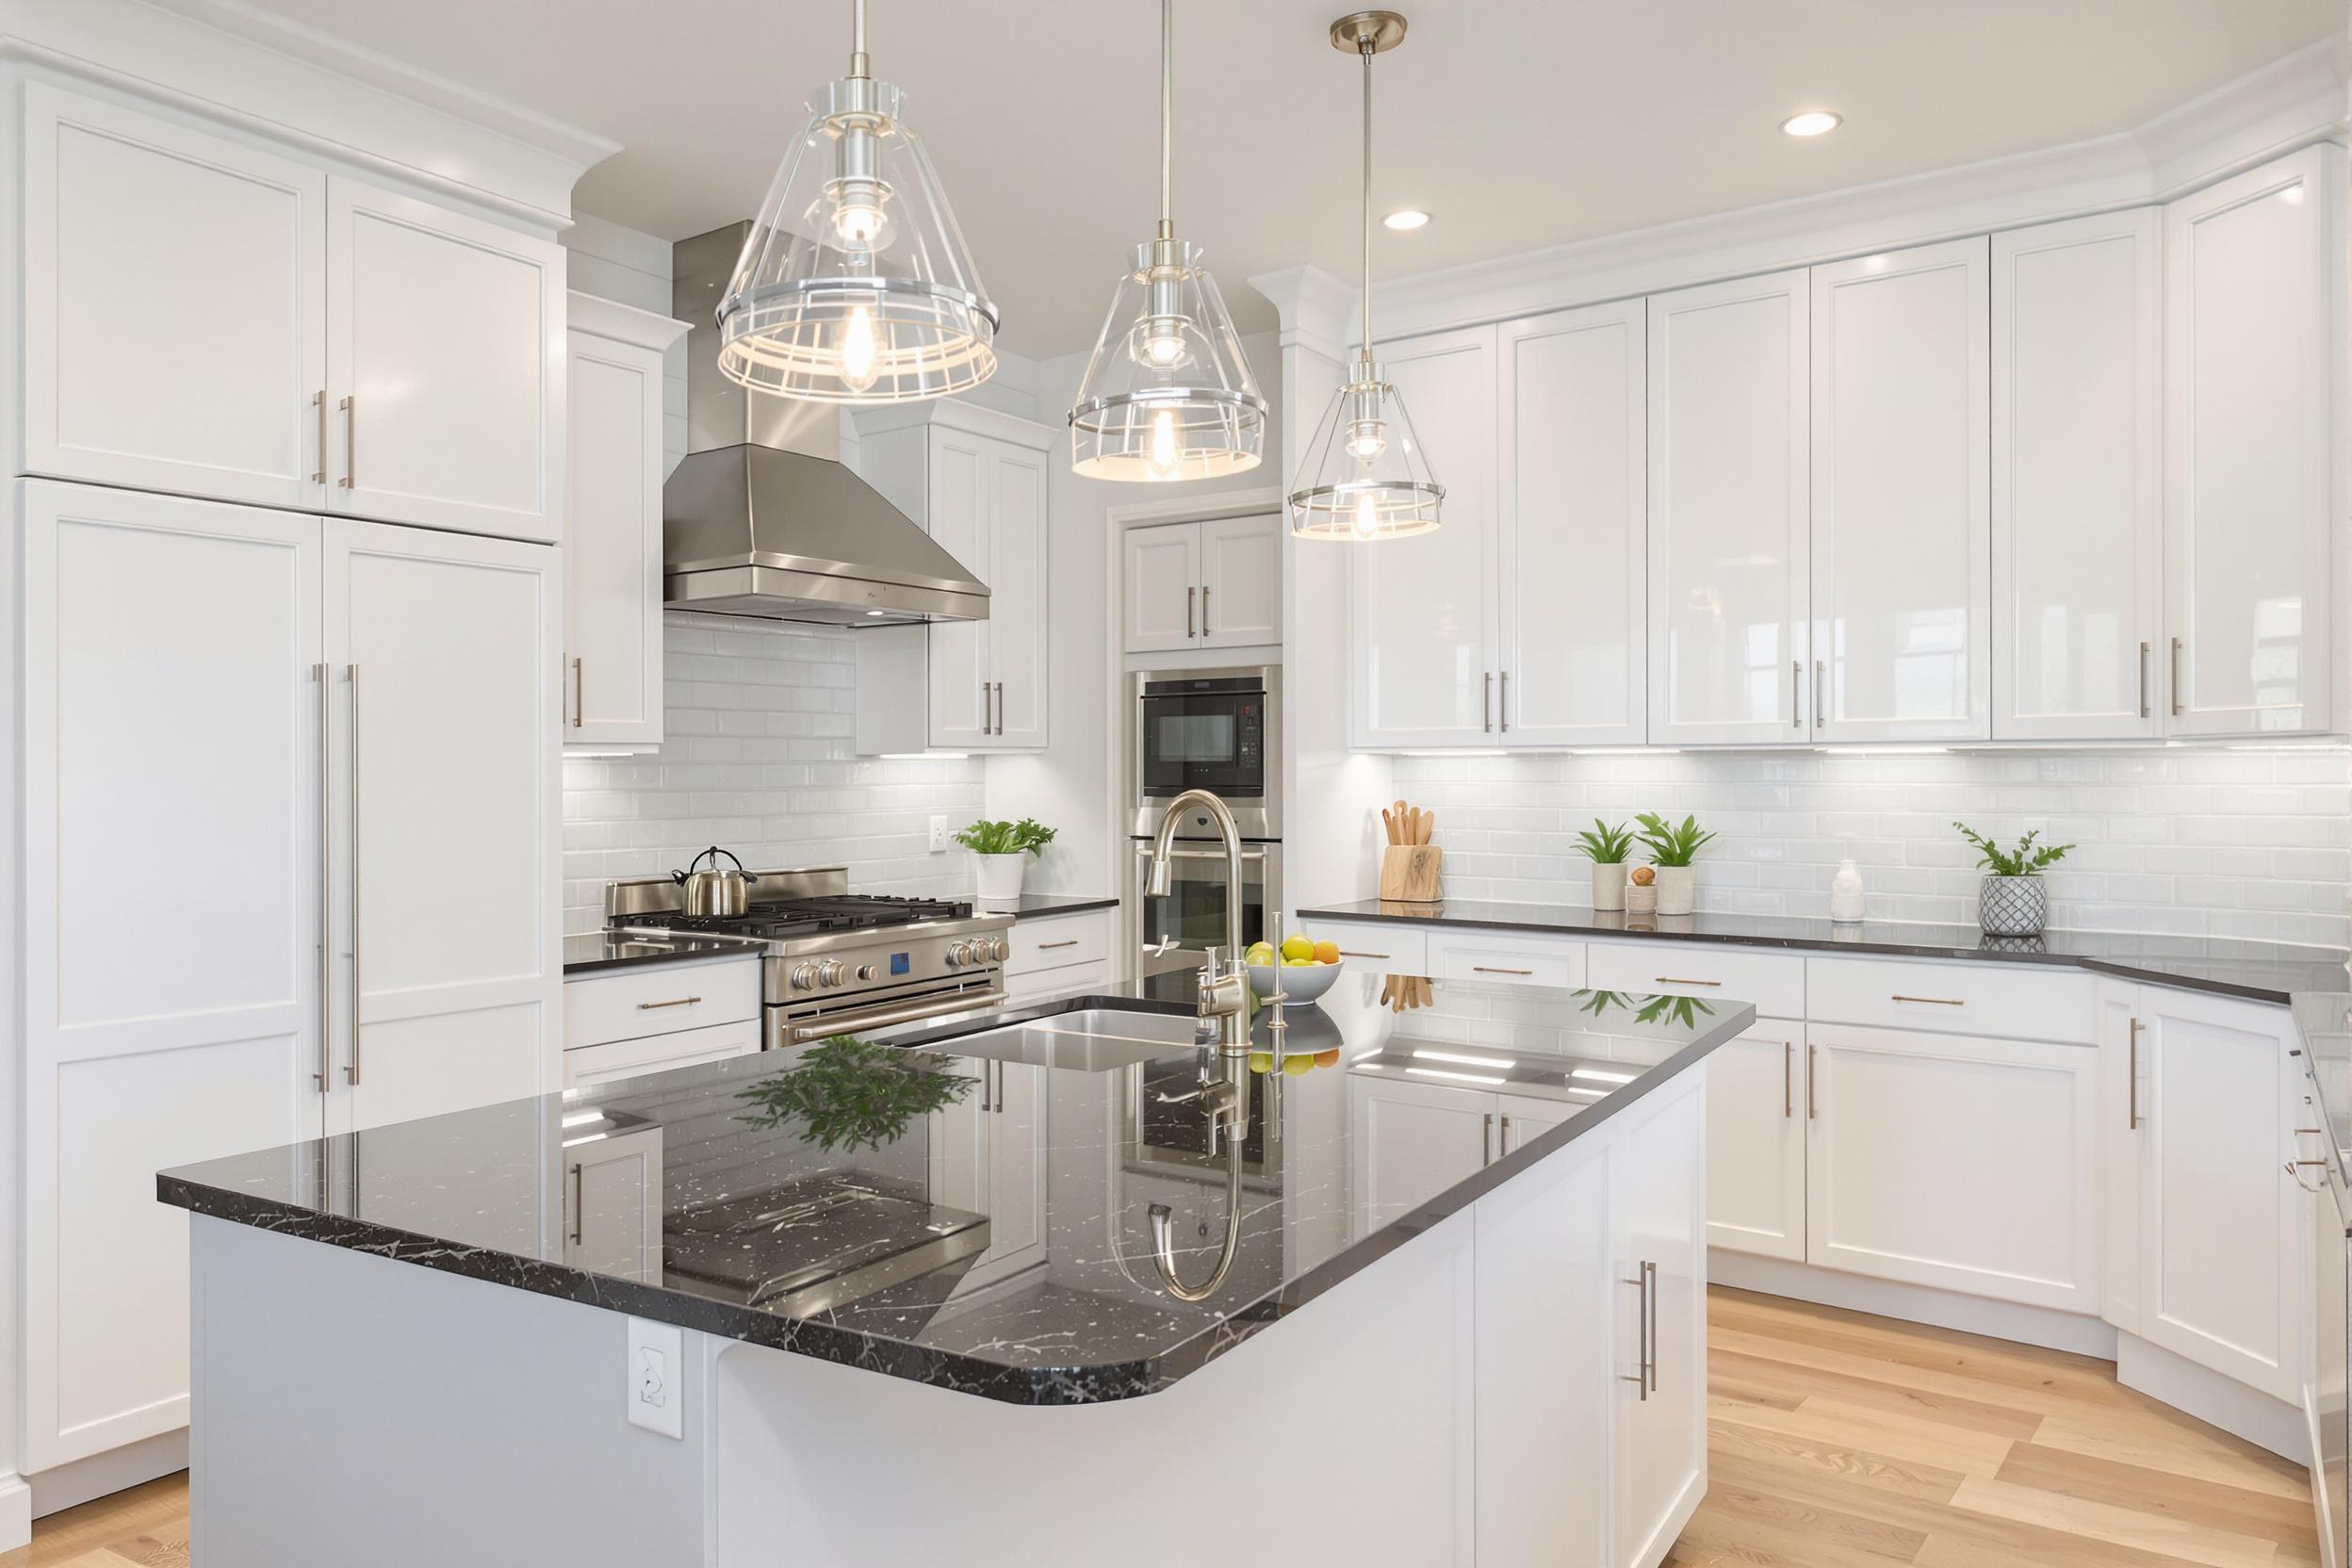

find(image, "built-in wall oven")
[1130,838,1281,977]
[1132,667,1279,840]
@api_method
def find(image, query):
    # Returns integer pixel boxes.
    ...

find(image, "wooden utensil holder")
[1378,843,1443,903]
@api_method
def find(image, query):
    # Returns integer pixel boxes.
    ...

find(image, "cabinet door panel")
[1811,237,1991,743]
[1648,270,1810,743]
[1499,300,1645,743]
[2164,146,2341,736]
[1200,513,1282,647]
[925,431,989,746]
[1993,212,2162,740]
[326,178,563,541]
[22,84,326,508]
[1348,327,1499,747]
[1124,522,1201,652]
[985,1062,1049,1275]
[19,482,326,1469]
[987,444,1050,747]
[1613,1076,1707,1568]
[1349,1076,1494,1224]
[326,520,558,1132]
[564,327,667,744]
[1705,1029,1805,1261]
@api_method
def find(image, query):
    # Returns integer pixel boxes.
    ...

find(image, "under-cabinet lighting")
[562,1131,610,1149]
[1565,1086,1608,1098]
[1413,1049,1518,1070]
[1398,749,1507,758]
[1780,110,1841,137]
[879,752,972,760]
[1406,1067,1508,1086]
[1569,747,1678,757]
[1570,1067,1636,1085]
[1821,746,1951,756]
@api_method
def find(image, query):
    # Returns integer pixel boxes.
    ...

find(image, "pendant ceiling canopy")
[715,0,999,404]
[1069,0,1266,482]
[1287,10,1445,541]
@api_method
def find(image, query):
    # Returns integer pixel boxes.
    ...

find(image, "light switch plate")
[626,1316,684,1439]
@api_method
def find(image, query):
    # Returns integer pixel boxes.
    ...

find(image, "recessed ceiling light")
[1383,208,1430,231]
[1781,110,1842,138]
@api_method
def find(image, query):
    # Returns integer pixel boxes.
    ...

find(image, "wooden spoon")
[1380,807,1396,844]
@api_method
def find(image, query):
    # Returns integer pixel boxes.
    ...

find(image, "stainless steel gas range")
[605,866,1012,1051]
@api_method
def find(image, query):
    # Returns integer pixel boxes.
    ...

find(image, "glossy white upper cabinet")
[1809,237,1990,743]
[326,180,565,543]
[1123,521,1202,653]
[2164,144,2344,736]
[1992,212,2163,740]
[1199,513,1283,648]
[1497,301,1646,744]
[1347,326,1500,747]
[564,294,687,750]
[20,85,328,509]
[984,441,1051,747]
[1647,270,1811,744]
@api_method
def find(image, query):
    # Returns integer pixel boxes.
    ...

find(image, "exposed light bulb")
[1352,489,1380,538]
[834,198,887,247]
[1145,331,1186,366]
[1347,425,1387,464]
[839,303,881,393]
[1149,408,1181,477]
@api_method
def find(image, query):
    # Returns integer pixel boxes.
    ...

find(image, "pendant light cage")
[1070,239,1266,481]
[717,75,999,404]
[1287,365,1443,539]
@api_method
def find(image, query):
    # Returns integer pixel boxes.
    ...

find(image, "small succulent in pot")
[955,816,1056,908]
[1576,819,1637,912]
[1634,812,1717,917]
[1952,822,2074,938]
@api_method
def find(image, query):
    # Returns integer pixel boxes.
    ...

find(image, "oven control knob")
[816,959,846,988]
[790,962,819,992]
[946,940,972,969]
[987,937,1010,962]
[856,964,877,983]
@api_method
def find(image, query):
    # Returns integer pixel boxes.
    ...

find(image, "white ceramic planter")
[1653,864,1695,917]
[1590,861,1627,911]
[974,853,1028,910]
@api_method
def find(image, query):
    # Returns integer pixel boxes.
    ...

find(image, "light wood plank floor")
[1,1288,2320,1567]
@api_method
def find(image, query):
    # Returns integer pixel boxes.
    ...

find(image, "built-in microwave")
[1131,666,1280,840]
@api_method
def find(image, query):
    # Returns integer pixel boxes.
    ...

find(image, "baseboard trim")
[2115,1333,2306,1463]
[0,1470,31,1553]
[28,1429,188,1518]
[1709,1250,2121,1359]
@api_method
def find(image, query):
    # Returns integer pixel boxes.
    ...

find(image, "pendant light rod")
[1358,36,1373,359]
[850,0,869,78]
[1159,0,1174,239]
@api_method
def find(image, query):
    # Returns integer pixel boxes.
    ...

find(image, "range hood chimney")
[662,223,989,626]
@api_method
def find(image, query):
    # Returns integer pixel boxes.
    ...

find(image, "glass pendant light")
[1287,10,1443,540]
[1068,0,1266,482]
[715,0,998,403]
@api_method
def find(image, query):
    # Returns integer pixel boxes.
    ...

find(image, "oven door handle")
[783,989,1006,1044]
[1133,844,1271,863]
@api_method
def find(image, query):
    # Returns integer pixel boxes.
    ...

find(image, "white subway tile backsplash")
[561,613,983,935]
[1391,747,2351,944]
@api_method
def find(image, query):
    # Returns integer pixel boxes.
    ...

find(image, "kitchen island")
[159,970,1748,1568]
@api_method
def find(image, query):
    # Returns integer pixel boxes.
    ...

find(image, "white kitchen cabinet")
[2163,144,2344,736]
[1992,210,2163,740]
[1611,1076,1707,1568]
[2130,986,2302,1400]
[564,1119,664,1279]
[324,178,565,543]
[1705,1026,1806,1262]
[1347,325,1500,747]
[563,293,689,749]
[19,83,329,510]
[1003,908,1115,1001]
[1349,1072,1500,1221]
[1809,237,1990,743]
[1314,920,1428,975]
[931,1056,1051,1288]
[1646,269,1811,744]
[1424,926,1585,988]
[1496,1091,1571,1156]
[1120,512,1283,655]
[563,955,764,1086]
[564,1018,760,1088]
[854,403,1054,753]
[1805,1021,2099,1314]
[1496,299,1647,744]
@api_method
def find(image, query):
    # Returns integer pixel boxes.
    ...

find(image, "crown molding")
[1248,266,1356,363]
[2134,38,2346,193]
[565,290,690,351]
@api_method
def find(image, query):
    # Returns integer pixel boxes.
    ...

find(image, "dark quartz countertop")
[158,970,1748,1406]
[1296,898,2348,1005]
[562,930,768,975]
[999,894,1119,920]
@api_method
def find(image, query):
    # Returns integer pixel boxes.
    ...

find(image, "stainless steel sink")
[913,1007,1203,1071]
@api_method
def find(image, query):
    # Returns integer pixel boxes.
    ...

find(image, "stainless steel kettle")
[673,847,758,919]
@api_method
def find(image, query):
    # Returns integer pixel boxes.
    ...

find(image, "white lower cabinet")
[561,956,763,1088]
[1350,1074,1500,1221]
[1612,1079,1707,1568]
[930,1057,1049,1288]
[564,1119,664,1279]
[1704,1026,1807,1262]
[1425,926,1584,988]
[1002,908,1115,1001]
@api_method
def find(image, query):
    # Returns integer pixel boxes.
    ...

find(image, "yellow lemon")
[1282,1053,1314,1077]
[1281,934,1314,962]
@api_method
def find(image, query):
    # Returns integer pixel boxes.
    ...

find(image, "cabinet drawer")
[1588,941,1805,1018]
[1315,920,1428,975]
[1006,960,1110,1003]
[1426,929,1584,988]
[1805,956,2093,1042]
[564,957,762,1050]
[564,1016,761,1087]
[1005,911,1110,976]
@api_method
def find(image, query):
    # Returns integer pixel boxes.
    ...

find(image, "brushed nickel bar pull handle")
[338,396,355,489]
[996,1061,1006,1116]
[1499,670,1509,734]
[1815,660,1827,727]
[313,390,329,484]
[346,663,362,1086]
[2138,642,2150,720]
[1892,993,1966,1006]
[1473,965,1535,975]
[568,1162,584,1247]
[1201,584,1212,636]
[2127,1017,2143,1130]
[1499,1113,1512,1154]
[1655,976,1723,987]
[636,996,704,1011]
[2170,637,2183,718]
[1482,1112,1494,1168]
[1336,950,1391,959]
[1483,671,1494,733]
[1807,1042,1818,1119]
[1783,1039,1792,1119]
[1037,939,1080,951]
[316,662,333,1090]
[570,656,583,728]
[1644,1259,1659,1395]
[998,682,1006,736]
[1792,660,1803,727]
[1186,586,1196,638]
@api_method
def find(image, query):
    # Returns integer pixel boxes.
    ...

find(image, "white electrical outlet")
[929,814,950,853]
[626,1316,683,1438]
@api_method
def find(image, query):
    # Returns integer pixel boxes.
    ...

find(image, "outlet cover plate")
[626,1316,684,1438]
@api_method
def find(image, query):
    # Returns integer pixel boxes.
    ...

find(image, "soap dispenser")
[1830,858,1866,924]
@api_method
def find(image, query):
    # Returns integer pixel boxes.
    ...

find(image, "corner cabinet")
[17,81,565,541]
[563,294,689,750]
[853,402,1054,753]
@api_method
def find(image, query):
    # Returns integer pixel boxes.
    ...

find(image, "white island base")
[186,1072,1705,1568]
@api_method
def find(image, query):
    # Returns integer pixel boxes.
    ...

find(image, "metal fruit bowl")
[1246,960,1345,1007]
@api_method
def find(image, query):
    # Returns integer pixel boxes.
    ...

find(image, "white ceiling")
[220,0,2341,356]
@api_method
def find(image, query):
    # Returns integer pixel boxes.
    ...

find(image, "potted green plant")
[1952,823,2074,937]
[1634,812,1718,917]
[1575,819,1638,912]
[953,816,1056,908]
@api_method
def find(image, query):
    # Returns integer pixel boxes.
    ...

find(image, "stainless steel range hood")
[662,224,989,627]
